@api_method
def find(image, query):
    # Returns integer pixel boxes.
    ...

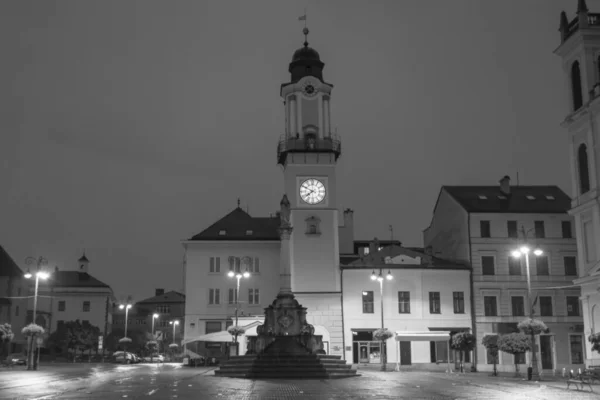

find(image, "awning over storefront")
[182,330,232,345]
[394,331,451,342]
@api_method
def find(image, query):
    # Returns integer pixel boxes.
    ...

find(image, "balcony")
[562,13,600,42]
[277,134,341,165]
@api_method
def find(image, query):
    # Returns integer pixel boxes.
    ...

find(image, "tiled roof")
[136,290,185,304]
[442,185,571,214]
[190,207,281,241]
[0,245,23,278]
[41,271,111,289]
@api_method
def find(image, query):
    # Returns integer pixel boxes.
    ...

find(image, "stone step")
[220,365,352,372]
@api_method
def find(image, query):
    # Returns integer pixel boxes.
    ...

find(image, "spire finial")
[299,9,308,46]
[237,198,241,208]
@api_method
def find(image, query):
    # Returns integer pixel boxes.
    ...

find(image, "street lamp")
[370,269,393,371]
[119,302,133,339]
[227,257,250,355]
[24,256,49,371]
[511,225,544,381]
[169,320,179,345]
[151,313,159,337]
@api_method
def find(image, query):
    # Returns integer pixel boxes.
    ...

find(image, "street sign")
[155,331,163,341]
[36,337,43,346]
[98,335,103,351]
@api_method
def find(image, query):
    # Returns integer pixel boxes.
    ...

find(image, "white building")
[554,0,600,367]
[182,30,475,368]
[33,254,115,342]
[423,179,583,373]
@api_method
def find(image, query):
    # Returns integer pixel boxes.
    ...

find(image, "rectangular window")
[534,221,545,238]
[508,257,521,275]
[58,301,66,312]
[398,291,410,314]
[570,335,584,364]
[484,296,497,316]
[481,256,495,275]
[209,288,221,305]
[566,296,581,316]
[362,291,374,314]
[564,256,577,276]
[511,296,525,316]
[57,320,65,330]
[453,292,465,314]
[429,292,441,314]
[156,305,170,314]
[254,257,260,273]
[536,256,549,276]
[515,353,526,365]
[507,221,518,238]
[480,221,491,238]
[209,257,221,273]
[584,220,596,263]
[15,305,19,317]
[205,321,221,334]
[248,289,259,305]
[82,301,90,312]
[228,288,236,304]
[562,221,573,238]
[539,296,553,316]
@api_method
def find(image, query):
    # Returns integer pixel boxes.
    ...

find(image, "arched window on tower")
[572,61,583,111]
[578,143,591,194]
[305,216,321,235]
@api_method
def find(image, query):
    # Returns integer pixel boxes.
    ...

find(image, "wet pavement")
[0,363,598,399]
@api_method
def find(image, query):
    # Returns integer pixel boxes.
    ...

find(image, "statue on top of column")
[280,194,291,227]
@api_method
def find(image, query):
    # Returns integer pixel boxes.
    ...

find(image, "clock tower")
[277,28,342,294]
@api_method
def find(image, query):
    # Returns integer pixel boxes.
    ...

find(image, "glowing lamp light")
[24,270,32,279]
[37,271,49,279]
[227,271,235,277]
[519,246,530,254]
[533,249,543,256]
[511,250,522,258]
[235,273,242,279]
[370,271,377,280]
[377,273,384,282]
[243,270,250,278]
[362,291,368,296]
[153,313,159,319]
[386,270,393,280]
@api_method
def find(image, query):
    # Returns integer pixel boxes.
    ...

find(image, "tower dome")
[288,28,325,83]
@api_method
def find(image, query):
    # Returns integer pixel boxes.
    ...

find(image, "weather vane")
[299,8,308,45]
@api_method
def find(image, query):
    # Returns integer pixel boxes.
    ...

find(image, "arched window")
[572,61,583,111]
[578,143,591,194]
[305,216,321,235]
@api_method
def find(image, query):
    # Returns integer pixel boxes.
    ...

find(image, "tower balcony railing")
[562,13,600,42]
[277,133,341,164]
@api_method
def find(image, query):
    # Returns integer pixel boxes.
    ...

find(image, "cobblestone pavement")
[0,363,598,399]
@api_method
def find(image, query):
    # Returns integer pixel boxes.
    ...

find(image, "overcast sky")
[0,0,583,301]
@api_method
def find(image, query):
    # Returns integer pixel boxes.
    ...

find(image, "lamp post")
[227,257,250,355]
[24,256,49,371]
[169,320,179,344]
[511,225,544,381]
[119,302,132,340]
[371,268,393,371]
[151,313,159,337]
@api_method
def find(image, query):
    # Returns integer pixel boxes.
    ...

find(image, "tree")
[373,328,394,372]
[482,334,499,376]
[0,323,14,358]
[498,333,531,377]
[62,320,101,361]
[22,323,45,370]
[451,332,476,373]
[518,318,548,378]
[589,332,600,354]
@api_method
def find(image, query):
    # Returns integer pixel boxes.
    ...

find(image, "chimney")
[499,175,511,195]
[155,288,165,296]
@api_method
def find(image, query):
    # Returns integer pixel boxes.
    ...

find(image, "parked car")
[112,351,137,364]
[6,353,27,366]
[141,354,165,363]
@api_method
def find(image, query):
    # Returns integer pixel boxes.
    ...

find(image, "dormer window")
[526,195,536,200]
[363,247,370,255]
[497,195,507,200]
[478,195,488,200]
[305,216,321,235]
[246,230,253,235]
[219,230,227,236]
[545,195,555,200]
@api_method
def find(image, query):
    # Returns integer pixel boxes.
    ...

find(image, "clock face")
[300,178,326,205]
[302,80,317,97]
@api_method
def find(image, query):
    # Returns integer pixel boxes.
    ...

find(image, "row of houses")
[0,249,185,354]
